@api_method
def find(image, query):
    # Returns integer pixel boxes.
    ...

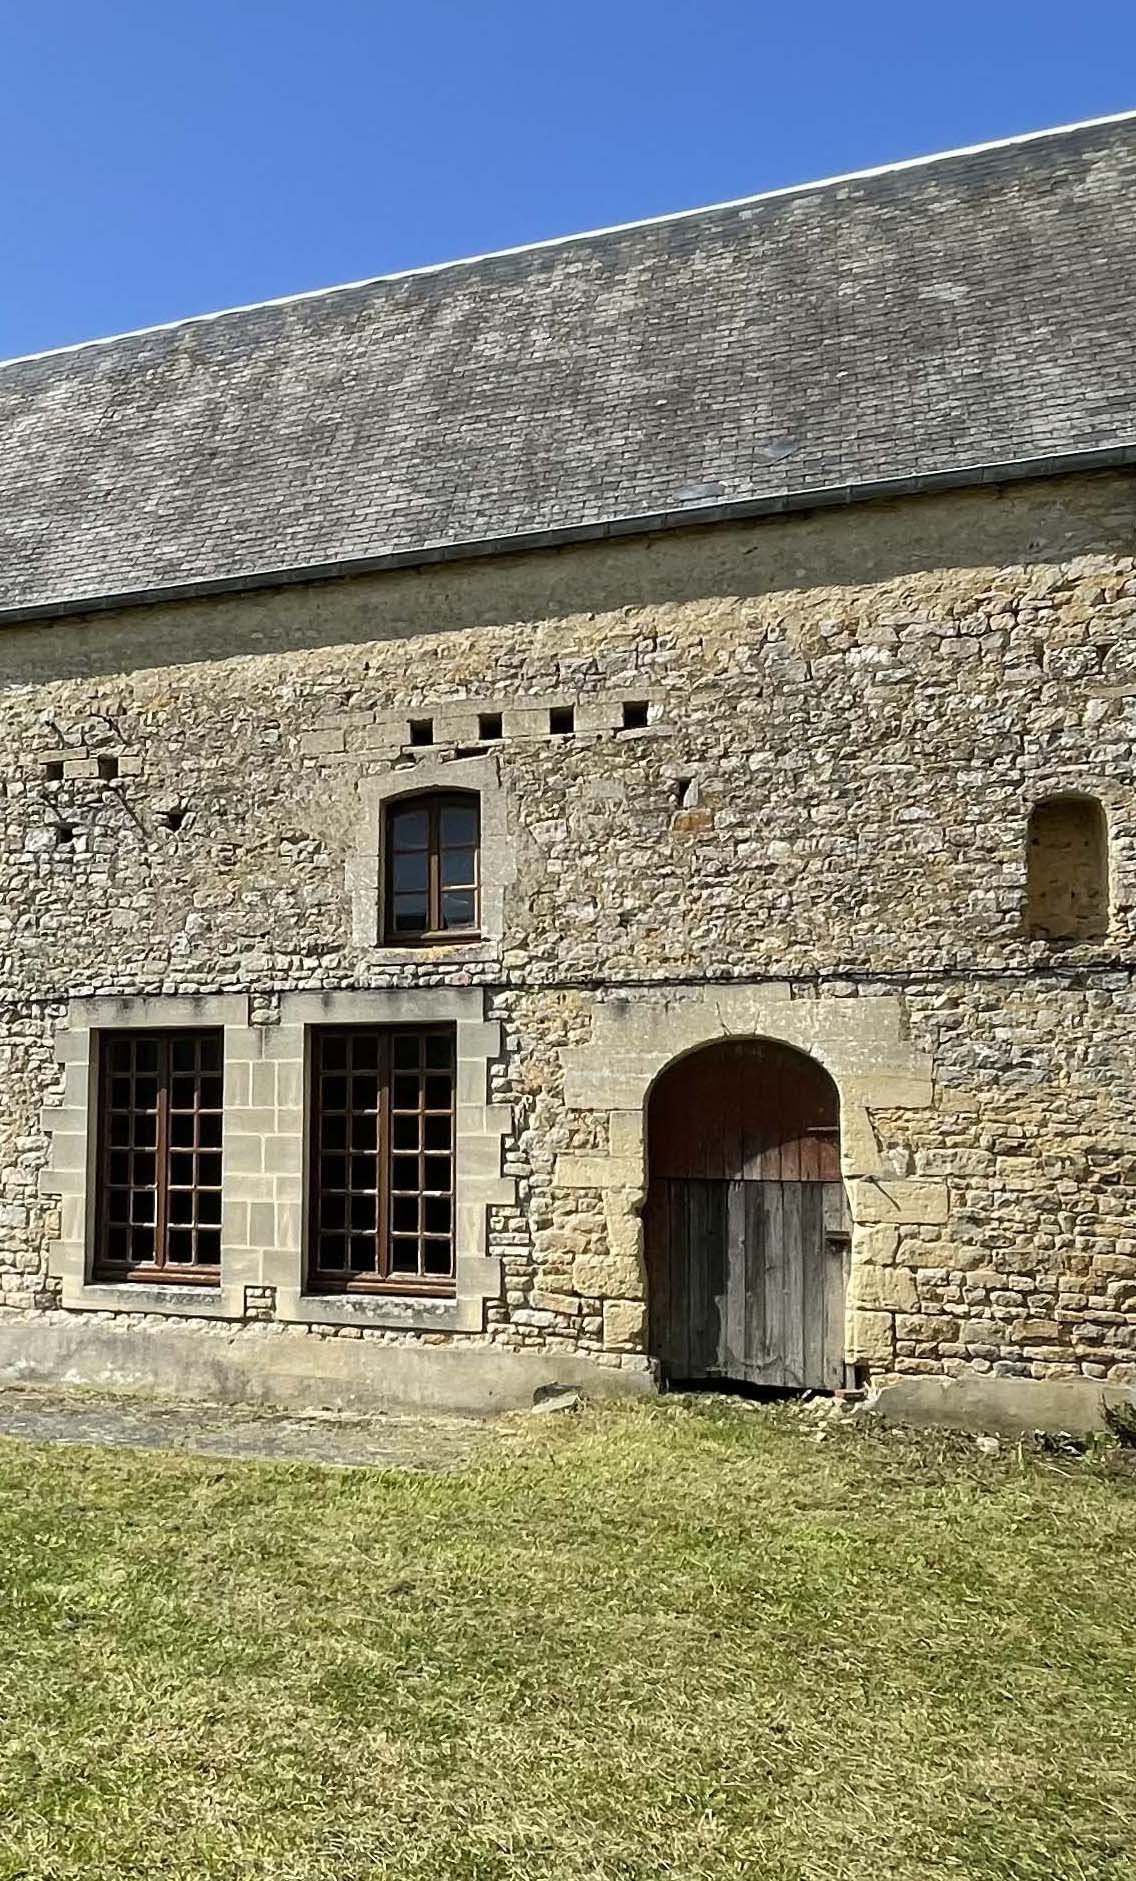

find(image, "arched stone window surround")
[554,985,938,1370]
[348,752,515,953]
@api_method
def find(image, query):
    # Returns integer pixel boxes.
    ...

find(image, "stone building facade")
[1,116,1135,1426]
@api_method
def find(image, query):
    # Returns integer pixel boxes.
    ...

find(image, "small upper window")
[1025,795,1108,942]
[384,791,480,943]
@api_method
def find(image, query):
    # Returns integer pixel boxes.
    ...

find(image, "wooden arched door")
[644,1039,850,1390]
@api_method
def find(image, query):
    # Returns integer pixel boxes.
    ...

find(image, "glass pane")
[107,1040,133,1074]
[424,1196,452,1236]
[389,1238,419,1273]
[170,1037,197,1074]
[349,1032,379,1071]
[322,1193,345,1231]
[392,1195,419,1233]
[170,1076,195,1111]
[391,1155,419,1192]
[350,1154,377,1192]
[425,1075,452,1111]
[351,1074,378,1111]
[110,1113,131,1147]
[106,1225,128,1261]
[440,890,475,930]
[321,1034,348,1071]
[392,1114,419,1151]
[350,1193,376,1232]
[424,1034,453,1070]
[440,805,477,846]
[167,1229,193,1264]
[352,1111,377,1153]
[131,1226,155,1262]
[393,895,428,933]
[424,1156,451,1193]
[350,1236,377,1273]
[321,1155,346,1191]
[322,1113,347,1152]
[196,1230,221,1266]
[392,851,428,893]
[109,1189,129,1223]
[391,808,429,849]
[318,1234,346,1270]
[133,1113,156,1148]
[169,1111,195,1148]
[198,1035,223,1073]
[423,1240,453,1277]
[392,1074,420,1111]
[134,1038,159,1073]
[170,1153,195,1188]
[441,848,476,888]
[109,1150,130,1187]
[111,1077,132,1109]
[198,1189,222,1227]
[200,1077,223,1110]
[132,1189,155,1225]
[198,1153,222,1189]
[169,1188,193,1224]
[133,1150,156,1188]
[134,1076,159,1111]
[424,1114,452,1151]
[322,1076,347,1111]
[392,1035,419,1070]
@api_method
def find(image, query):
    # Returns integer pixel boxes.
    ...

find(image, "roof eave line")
[3,442,1134,629]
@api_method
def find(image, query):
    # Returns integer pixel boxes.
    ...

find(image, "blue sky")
[1,0,1132,360]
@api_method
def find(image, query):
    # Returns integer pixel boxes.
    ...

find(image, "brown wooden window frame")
[307,1025,457,1296]
[94,1028,225,1286]
[383,790,480,945]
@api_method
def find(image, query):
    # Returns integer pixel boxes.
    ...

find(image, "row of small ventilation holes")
[408,700,650,746]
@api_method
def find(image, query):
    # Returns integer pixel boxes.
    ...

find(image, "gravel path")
[0,1384,496,1470]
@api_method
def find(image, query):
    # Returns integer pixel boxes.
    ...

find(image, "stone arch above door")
[554,985,939,1371]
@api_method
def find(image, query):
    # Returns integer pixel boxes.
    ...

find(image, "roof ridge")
[1,107,1132,374]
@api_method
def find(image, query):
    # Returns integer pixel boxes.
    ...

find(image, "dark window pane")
[133,1112,156,1148]
[111,1076,132,1109]
[424,1156,451,1193]
[440,805,477,846]
[130,1226,155,1262]
[107,1040,133,1074]
[110,1150,130,1186]
[392,1114,420,1151]
[322,1113,348,1152]
[321,1156,346,1191]
[351,1074,378,1111]
[134,1077,159,1111]
[350,1193,376,1232]
[425,1075,453,1110]
[391,808,429,849]
[424,1240,453,1276]
[391,1155,420,1192]
[133,1151,156,1189]
[392,1075,420,1110]
[390,1238,419,1273]
[350,1033,379,1070]
[393,851,429,893]
[322,1076,348,1111]
[392,1195,419,1233]
[106,1225,128,1261]
[198,1189,222,1227]
[424,1035,453,1070]
[169,1188,193,1225]
[109,1189,129,1223]
[424,1114,452,1151]
[198,1153,222,1189]
[441,848,476,888]
[352,1111,377,1153]
[199,1035,223,1074]
[424,1196,452,1235]
[167,1229,193,1264]
[319,1234,347,1270]
[170,1153,195,1188]
[134,1039,159,1073]
[110,1113,131,1147]
[170,1111,195,1148]
[350,1154,377,1192]
[393,896,428,932]
[132,1189,155,1225]
[199,1111,222,1149]
[170,1038,197,1074]
[196,1230,221,1266]
[350,1236,377,1273]
[321,1035,348,1071]
[322,1193,345,1231]
[170,1076,195,1110]
[200,1077,223,1111]
[392,1035,420,1070]
[440,890,476,930]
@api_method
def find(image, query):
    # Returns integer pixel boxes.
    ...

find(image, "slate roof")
[2,114,1135,621]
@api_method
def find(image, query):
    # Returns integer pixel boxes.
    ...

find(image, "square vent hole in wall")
[549,705,575,736]
[408,718,434,747]
[622,700,650,730]
[478,711,503,741]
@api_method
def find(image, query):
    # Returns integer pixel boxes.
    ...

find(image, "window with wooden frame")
[384,791,479,943]
[95,1030,224,1283]
[308,1026,456,1294]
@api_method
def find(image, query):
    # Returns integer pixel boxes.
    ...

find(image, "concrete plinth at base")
[0,1318,655,1417]
[873,1372,1136,1437]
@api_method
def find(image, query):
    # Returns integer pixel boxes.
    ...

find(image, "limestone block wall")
[0,468,1135,1398]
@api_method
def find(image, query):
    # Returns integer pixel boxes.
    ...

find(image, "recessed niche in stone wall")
[1025,794,1109,942]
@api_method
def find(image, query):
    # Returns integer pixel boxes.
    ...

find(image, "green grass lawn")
[0,1400,1134,1881]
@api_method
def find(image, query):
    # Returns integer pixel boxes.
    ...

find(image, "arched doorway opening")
[644,1038,850,1392]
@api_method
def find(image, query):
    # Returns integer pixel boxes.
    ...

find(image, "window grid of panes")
[385,793,479,941]
[308,1027,456,1292]
[95,1030,224,1281]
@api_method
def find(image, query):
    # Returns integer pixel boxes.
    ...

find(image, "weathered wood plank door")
[645,1040,850,1391]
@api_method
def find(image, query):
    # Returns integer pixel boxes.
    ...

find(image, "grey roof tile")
[1,116,1135,618]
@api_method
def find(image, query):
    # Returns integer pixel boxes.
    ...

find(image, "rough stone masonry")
[0,115,1135,1429]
